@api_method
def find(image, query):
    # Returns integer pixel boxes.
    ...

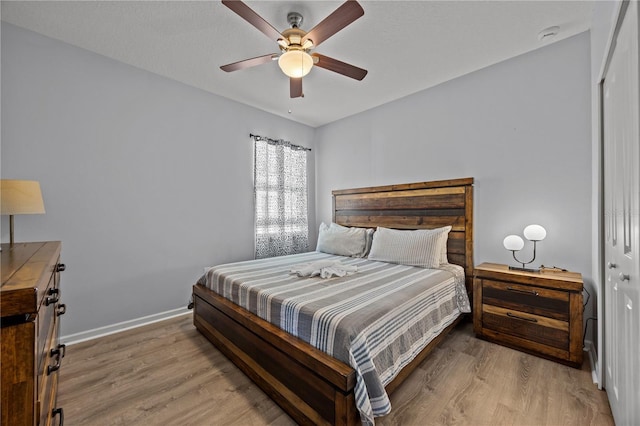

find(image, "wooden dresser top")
[1,241,61,317]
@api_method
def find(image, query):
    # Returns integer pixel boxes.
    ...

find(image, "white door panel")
[602,1,639,425]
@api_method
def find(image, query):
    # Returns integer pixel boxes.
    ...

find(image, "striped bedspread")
[200,251,471,424]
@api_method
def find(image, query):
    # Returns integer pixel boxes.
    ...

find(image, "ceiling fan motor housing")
[280,28,308,50]
[287,12,303,28]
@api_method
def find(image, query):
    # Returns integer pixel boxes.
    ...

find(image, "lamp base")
[9,215,15,245]
[508,265,540,273]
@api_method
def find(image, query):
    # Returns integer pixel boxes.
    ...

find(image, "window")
[253,135,310,259]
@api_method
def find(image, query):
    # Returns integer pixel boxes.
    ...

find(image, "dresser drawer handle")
[506,312,538,323]
[47,360,61,374]
[506,286,539,296]
[56,263,66,272]
[51,343,66,359]
[47,345,65,375]
[56,304,67,317]
[45,296,60,306]
[52,407,64,425]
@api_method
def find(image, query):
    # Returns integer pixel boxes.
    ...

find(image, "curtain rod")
[250,133,311,152]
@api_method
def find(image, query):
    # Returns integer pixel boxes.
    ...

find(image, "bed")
[192,177,474,425]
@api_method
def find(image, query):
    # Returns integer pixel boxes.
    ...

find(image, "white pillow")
[367,226,451,268]
[316,222,368,257]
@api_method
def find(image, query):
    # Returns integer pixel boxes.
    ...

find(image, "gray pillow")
[316,222,368,257]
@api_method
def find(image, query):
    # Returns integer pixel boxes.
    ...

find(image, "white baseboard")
[584,339,600,386]
[60,307,191,346]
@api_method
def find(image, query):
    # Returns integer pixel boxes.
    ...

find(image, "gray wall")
[1,23,316,337]
[2,23,594,341]
[315,33,593,316]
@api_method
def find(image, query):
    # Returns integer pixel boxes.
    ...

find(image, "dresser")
[473,262,583,367]
[1,242,66,425]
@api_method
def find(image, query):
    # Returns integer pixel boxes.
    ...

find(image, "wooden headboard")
[332,177,474,293]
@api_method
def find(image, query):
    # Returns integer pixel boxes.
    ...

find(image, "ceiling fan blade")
[220,53,278,72]
[290,78,303,98]
[302,0,364,48]
[311,53,367,81]
[221,0,282,41]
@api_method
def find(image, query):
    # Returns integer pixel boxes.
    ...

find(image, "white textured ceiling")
[1,1,593,127]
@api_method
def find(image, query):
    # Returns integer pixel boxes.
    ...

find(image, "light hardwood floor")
[58,314,613,425]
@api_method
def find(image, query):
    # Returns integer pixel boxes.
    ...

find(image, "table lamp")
[503,224,546,272]
[0,180,46,245]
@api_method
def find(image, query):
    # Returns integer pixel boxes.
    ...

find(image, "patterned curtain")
[253,135,310,259]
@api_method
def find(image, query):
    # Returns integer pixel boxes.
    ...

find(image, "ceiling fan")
[220,0,368,98]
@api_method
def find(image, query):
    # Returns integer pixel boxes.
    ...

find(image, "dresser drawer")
[37,336,64,426]
[481,279,569,321]
[37,315,63,404]
[38,357,60,426]
[37,275,57,378]
[0,321,36,426]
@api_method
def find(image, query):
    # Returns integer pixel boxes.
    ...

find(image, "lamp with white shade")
[0,180,46,245]
[503,224,547,272]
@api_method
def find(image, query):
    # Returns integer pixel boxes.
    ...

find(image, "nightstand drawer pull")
[506,312,538,323]
[506,286,539,296]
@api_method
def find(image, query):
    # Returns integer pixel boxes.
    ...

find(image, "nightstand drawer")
[482,304,568,350]
[482,279,569,321]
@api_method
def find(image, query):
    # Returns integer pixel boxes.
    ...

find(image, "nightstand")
[473,262,583,367]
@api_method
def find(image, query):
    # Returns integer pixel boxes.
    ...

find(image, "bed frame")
[193,177,474,425]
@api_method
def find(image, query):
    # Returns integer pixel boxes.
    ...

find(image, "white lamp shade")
[523,224,547,241]
[0,180,45,215]
[503,235,525,251]
[278,51,313,78]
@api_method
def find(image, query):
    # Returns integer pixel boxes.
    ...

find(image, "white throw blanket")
[291,260,358,279]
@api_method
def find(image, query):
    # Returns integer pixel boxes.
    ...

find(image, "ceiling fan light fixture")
[278,50,313,78]
[277,38,289,49]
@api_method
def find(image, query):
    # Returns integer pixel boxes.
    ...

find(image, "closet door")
[602,1,639,425]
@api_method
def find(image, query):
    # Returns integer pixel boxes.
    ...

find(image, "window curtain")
[253,135,310,259]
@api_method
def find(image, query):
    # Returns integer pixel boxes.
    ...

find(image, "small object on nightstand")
[539,265,568,272]
[502,224,546,272]
[473,262,583,367]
